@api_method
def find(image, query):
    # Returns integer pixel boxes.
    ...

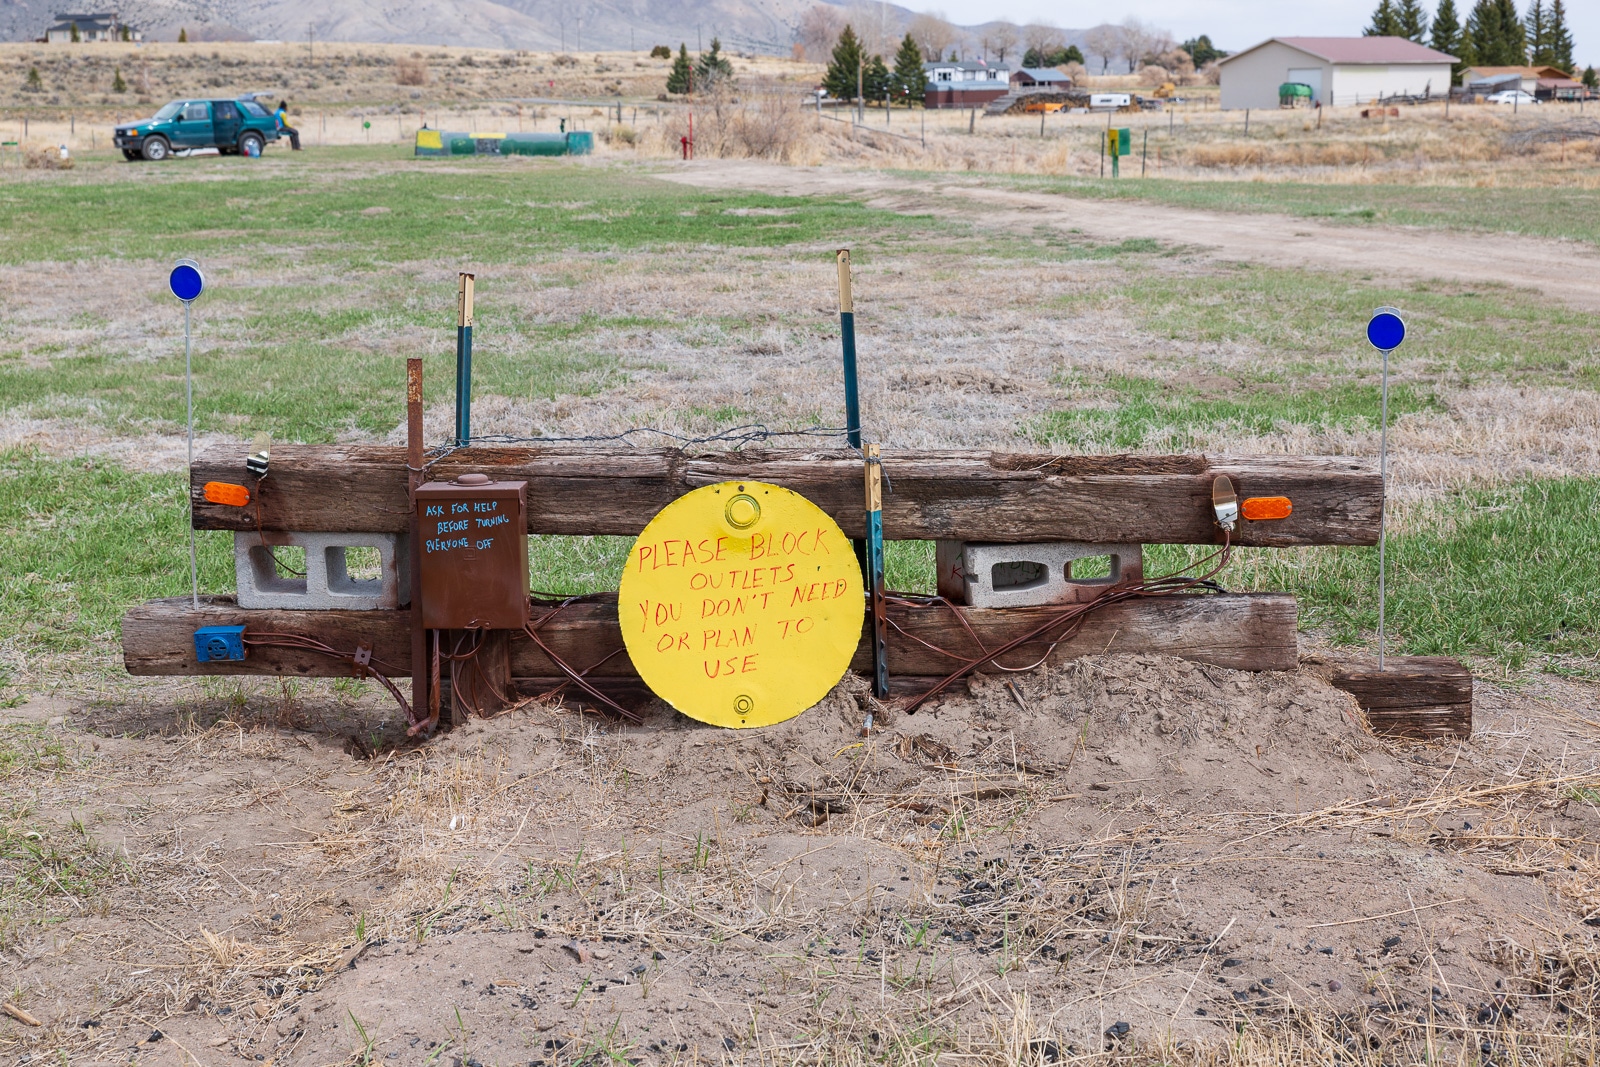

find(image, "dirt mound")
[486,654,1390,816]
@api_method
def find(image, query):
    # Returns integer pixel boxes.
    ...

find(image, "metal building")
[1218,37,1456,109]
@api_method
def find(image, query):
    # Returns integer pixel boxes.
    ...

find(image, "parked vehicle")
[113,98,281,161]
[1485,90,1539,106]
[1088,93,1132,110]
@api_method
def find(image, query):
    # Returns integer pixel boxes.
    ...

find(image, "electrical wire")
[893,533,1235,713]
[241,630,420,728]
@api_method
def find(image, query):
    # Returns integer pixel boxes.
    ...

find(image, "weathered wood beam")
[122,592,1297,681]
[1330,657,1473,740]
[190,445,1380,547]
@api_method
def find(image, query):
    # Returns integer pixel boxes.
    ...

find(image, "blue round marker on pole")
[1366,306,1403,672]
[1367,308,1405,351]
[171,257,204,609]
[169,259,204,303]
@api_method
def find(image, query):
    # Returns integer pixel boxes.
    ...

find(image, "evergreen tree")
[1431,0,1466,77]
[1022,44,1086,67]
[891,33,924,105]
[1365,0,1401,36]
[24,65,42,92]
[1396,0,1429,42]
[666,42,692,93]
[178,27,188,42]
[1545,0,1573,70]
[694,36,734,89]
[69,21,80,42]
[822,24,865,101]
[863,54,890,103]
[1466,0,1525,65]
[112,66,127,92]
[1524,0,1548,64]
[1584,65,1598,89]
[1181,35,1224,65]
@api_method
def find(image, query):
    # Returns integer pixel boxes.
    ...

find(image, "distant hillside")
[1,0,856,51]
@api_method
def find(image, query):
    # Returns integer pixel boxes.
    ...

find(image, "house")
[1459,65,1569,93]
[923,59,1012,109]
[43,11,139,42]
[1536,76,1586,100]
[1011,67,1072,90]
[1217,37,1455,109]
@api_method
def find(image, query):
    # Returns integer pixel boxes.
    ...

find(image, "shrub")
[650,45,671,59]
[395,57,427,85]
[112,67,126,93]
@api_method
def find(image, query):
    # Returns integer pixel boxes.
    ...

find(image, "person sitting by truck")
[274,100,301,150]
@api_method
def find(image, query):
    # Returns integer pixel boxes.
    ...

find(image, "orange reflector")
[203,481,251,507]
[1242,496,1292,521]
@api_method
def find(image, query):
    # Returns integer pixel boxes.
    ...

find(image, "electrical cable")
[241,630,419,727]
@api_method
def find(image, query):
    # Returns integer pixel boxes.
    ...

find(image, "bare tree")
[988,21,1019,62]
[909,12,960,62]
[846,1,894,57]
[1117,17,1150,73]
[1081,23,1122,74]
[794,4,845,63]
[1022,22,1061,59]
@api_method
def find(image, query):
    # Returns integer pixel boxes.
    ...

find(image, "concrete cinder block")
[937,540,1143,608]
[234,531,409,610]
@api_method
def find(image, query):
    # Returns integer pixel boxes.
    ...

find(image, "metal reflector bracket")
[1242,496,1293,521]
[203,481,251,507]
[1211,475,1238,531]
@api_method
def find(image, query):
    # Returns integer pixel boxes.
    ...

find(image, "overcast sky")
[903,0,1596,67]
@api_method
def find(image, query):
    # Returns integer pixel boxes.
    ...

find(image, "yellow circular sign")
[619,481,864,729]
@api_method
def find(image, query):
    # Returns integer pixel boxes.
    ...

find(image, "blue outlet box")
[194,625,247,662]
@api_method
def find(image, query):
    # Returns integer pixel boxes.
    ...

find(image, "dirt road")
[658,161,1600,312]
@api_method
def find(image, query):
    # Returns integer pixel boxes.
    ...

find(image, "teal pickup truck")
[113,98,281,161]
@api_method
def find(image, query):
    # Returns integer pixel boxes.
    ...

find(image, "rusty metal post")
[406,357,428,733]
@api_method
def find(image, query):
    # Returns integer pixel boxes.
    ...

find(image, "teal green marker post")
[455,272,475,445]
[836,250,867,578]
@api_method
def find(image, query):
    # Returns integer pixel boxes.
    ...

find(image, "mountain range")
[0,0,932,52]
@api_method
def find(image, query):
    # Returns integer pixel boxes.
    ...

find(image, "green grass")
[0,450,232,654]
[995,174,1600,246]
[0,155,954,443]
[0,152,946,266]
[1069,263,1600,385]
[1151,477,1600,672]
[1034,374,1440,450]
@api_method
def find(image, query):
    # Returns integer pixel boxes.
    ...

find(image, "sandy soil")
[656,161,1600,312]
[3,650,1598,1062]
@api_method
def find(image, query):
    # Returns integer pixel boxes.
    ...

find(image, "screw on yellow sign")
[618,481,864,728]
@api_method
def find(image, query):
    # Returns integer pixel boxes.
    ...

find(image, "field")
[2,72,1600,1065]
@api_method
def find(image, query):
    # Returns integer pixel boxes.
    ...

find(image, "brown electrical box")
[416,474,529,630]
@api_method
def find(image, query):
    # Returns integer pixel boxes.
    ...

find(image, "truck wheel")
[141,136,170,161]
[121,149,140,161]
[238,132,264,157]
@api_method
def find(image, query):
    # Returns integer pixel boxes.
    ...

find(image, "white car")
[1485,90,1539,105]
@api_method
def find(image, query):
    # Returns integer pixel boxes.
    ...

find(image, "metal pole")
[836,250,861,449]
[1378,346,1390,670]
[837,250,866,579]
[455,272,475,446]
[407,358,427,731]
[864,443,888,699]
[1141,128,1148,176]
[185,300,198,609]
[1100,127,1105,177]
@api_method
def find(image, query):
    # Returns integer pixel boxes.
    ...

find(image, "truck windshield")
[153,102,183,121]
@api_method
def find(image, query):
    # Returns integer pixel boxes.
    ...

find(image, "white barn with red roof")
[1217,37,1457,109]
